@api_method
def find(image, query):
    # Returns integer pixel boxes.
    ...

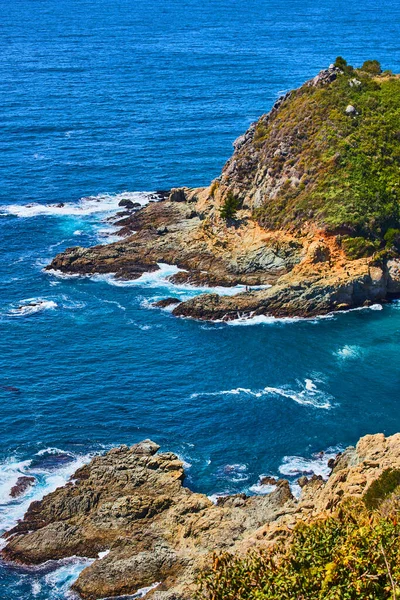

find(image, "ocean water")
[1,0,400,597]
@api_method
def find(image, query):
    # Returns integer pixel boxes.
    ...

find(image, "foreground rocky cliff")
[2,433,400,599]
[47,60,400,320]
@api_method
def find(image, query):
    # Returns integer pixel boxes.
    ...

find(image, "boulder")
[153,298,182,309]
[118,199,137,209]
[345,104,357,115]
[10,476,35,498]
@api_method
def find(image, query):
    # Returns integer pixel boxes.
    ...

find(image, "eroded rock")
[3,434,400,599]
[1,440,295,599]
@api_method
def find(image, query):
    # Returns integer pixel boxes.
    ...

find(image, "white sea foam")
[67,263,262,300]
[334,344,364,360]
[96,263,254,296]
[279,447,340,480]
[207,493,229,505]
[1,191,153,219]
[43,556,94,599]
[8,298,58,317]
[249,480,277,495]
[226,312,335,326]
[249,446,342,499]
[346,303,383,313]
[216,463,249,483]
[102,299,126,311]
[224,302,384,327]
[191,378,333,409]
[0,449,94,536]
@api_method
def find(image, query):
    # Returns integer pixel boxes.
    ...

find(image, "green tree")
[220,192,240,220]
[361,59,382,74]
[334,56,348,70]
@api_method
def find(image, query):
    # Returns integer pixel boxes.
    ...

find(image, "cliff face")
[2,434,400,599]
[47,62,400,320]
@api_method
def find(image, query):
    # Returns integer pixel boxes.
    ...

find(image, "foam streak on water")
[191,379,333,409]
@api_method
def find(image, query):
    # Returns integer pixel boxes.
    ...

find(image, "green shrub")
[196,499,400,600]
[384,228,400,250]
[341,236,379,259]
[363,469,400,510]
[220,192,240,220]
[361,59,382,75]
[334,56,354,75]
[334,56,348,70]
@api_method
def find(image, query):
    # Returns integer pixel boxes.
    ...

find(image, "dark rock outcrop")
[153,297,182,309]
[10,476,35,499]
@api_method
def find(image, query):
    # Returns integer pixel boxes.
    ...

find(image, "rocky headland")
[2,433,400,599]
[47,59,400,321]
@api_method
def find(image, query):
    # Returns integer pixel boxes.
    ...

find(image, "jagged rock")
[118,199,137,209]
[260,476,278,486]
[169,188,186,203]
[3,434,400,599]
[1,440,295,599]
[10,476,35,498]
[153,297,182,309]
[308,66,341,87]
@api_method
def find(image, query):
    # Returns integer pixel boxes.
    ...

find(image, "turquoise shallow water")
[1,0,400,597]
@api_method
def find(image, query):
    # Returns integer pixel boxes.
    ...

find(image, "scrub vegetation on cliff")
[224,59,400,258]
[197,482,400,600]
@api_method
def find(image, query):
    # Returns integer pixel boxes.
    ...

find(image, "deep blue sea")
[1,0,400,597]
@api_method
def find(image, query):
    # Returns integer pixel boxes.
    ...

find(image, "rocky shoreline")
[2,434,400,599]
[46,63,400,321]
[46,184,400,321]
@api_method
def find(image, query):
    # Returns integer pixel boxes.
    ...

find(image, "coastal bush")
[334,56,354,75]
[220,192,240,220]
[196,499,400,600]
[341,236,379,259]
[384,228,400,251]
[361,59,382,75]
[251,60,400,248]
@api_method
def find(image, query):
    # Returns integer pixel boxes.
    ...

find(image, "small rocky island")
[48,58,400,320]
[2,434,400,599]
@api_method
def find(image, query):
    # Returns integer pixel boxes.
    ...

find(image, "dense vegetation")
[252,59,400,255]
[196,480,400,600]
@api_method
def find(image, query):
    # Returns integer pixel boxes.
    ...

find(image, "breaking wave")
[8,299,58,317]
[191,378,333,409]
[334,344,364,360]
[0,447,94,536]
[0,192,154,219]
